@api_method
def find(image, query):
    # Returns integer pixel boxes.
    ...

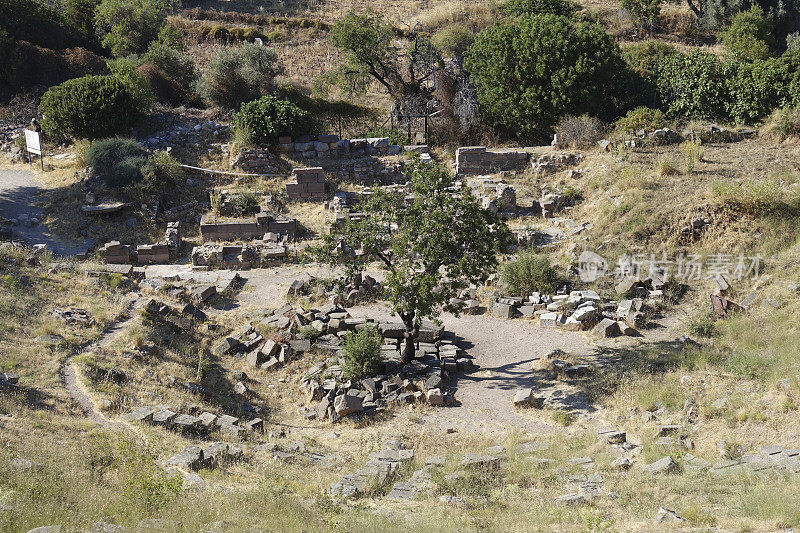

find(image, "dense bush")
[502,252,558,296]
[62,0,101,49]
[141,42,198,91]
[232,96,312,145]
[501,0,577,17]
[725,58,784,122]
[465,14,628,141]
[621,0,661,28]
[4,42,108,91]
[622,40,677,78]
[696,0,799,50]
[39,75,144,139]
[341,326,382,380]
[656,51,728,120]
[85,137,146,175]
[85,137,147,186]
[94,0,179,57]
[555,115,604,148]
[85,138,181,189]
[199,44,281,108]
[107,56,156,110]
[614,106,667,132]
[136,63,185,104]
[719,5,772,60]
[432,25,474,56]
[0,0,75,50]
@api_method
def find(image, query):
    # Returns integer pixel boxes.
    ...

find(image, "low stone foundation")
[455,146,530,176]
[199,212,297,242]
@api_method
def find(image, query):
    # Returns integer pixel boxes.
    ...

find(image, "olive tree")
[314,160,511,363]
[324,8,441,99]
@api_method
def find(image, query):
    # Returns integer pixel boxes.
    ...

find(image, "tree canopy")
[313,160,511,362]
[325,8,441,99]
[465,13,628,142]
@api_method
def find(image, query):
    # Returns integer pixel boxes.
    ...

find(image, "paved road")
[0,168,85,255]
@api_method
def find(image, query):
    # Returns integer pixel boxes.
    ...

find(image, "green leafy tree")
[94,0,179,57]
[719,5,773,60]
[465,14,628,142]
[313,161,512,363]
[656,50,729,120]
[325,9,441,99]
[623,40,677,77]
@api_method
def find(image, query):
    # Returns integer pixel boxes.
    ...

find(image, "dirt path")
[61,294,144,429]
[347,304,595,436]
[0,168,88,256]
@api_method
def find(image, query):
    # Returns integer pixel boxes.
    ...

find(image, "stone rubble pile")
[190,241,290,269]
[490,277,670,337]
[52,308,95,327]
[531,152,584,174]
[287,272,383,307]
[121,405,264,440]
[467,177,517,214]
[330,442,415,498]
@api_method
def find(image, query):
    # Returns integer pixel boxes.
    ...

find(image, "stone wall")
[286,167,325,202]
[277,135,401,159]
[200,212,297,242]
[455,146,530,176]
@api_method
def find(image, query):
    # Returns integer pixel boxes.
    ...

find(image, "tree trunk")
[400,311,418,364]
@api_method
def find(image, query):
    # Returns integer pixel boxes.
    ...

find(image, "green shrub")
[141,150,183,191]
[656,51,728,120]
[501,0,577,17]
[621,0,661,28]
[85,137,146,174]
[39,75,144,139]
[555,115,604,148]
[95,0,179,57]
[0,0,75,50]
[231,192,261,216]
[107,55,157,110]
[199,43,281,108]
[232,95,312,146]
[762,106,800,140]
[342,325,382,380]
[614,106,666,132]
[142,41,198,90]
[109,156,148,187]
[62,0,101,48]
[432,25,474,56]
[724,58,783,123]
[697,0,799,49]
[465,14,628,142]
[719,5,772,61]
[501,252,558,296]
[622,40,677,78]
[85,137,148,186]
[688,312,716,338]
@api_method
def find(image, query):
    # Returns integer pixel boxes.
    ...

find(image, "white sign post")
[24,129,43,170]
